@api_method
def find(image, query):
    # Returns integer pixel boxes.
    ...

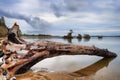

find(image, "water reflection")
[63,37,91,43]
[73,57,115,76]
[83,38,90,42]
[98,37,103,40]
[22,36,107,44]
[63,38,72,43]
[77,38,82,42]
[16,57,115,80]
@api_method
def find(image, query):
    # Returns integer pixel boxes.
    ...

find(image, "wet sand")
[16,70,74,80]
[16,70,94,80]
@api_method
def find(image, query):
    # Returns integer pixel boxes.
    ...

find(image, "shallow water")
[19,37,120,80]
[1,37,120,80]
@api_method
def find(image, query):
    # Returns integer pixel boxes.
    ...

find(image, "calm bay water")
[17,36,120,80]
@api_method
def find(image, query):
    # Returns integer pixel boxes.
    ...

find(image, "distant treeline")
[22,34,52,37]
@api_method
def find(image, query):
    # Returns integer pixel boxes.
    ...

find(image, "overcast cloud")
[0,0,120,35]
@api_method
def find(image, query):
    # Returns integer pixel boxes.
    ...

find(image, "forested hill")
[0,16,8,37]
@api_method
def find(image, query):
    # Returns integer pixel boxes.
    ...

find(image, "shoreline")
[22,35,120,38]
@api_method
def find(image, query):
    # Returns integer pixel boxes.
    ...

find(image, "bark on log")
[0,23,117,80]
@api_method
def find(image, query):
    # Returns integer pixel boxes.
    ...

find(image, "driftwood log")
[0,23,117,80]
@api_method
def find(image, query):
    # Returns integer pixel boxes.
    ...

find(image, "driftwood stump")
[0,23,117,80]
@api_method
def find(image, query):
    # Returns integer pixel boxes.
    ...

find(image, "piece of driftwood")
[0,23,117,80]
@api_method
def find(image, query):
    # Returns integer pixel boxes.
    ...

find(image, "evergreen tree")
[0,16,6,27]
[0,18,1,26]
[0,16,8,37]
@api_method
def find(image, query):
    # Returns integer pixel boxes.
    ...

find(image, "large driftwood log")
[0,23,117,80]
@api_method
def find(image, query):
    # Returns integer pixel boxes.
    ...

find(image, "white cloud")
[93,0,115,10]
[0,8,51,32]
[82,29,120,33]
[5,17,31,33]
[40,13,66,22]
[12,0,40,15]
[52,11,120,27]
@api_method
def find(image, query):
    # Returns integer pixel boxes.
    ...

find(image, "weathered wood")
[7,22,26,44]
[0,23,117,80]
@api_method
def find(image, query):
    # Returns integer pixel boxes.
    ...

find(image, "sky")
[0,0,120,36]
